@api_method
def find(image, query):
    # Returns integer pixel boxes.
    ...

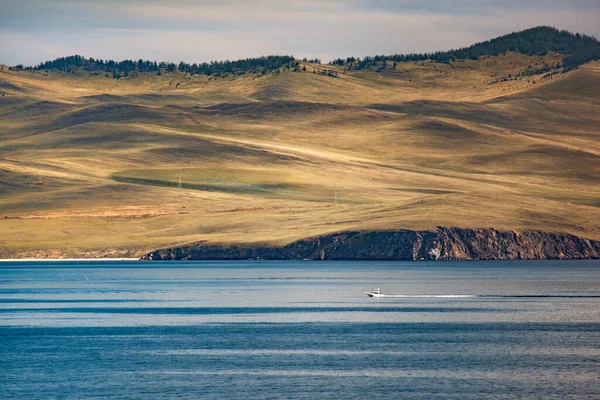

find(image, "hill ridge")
[332,26,600,72]
[14,26,600,78]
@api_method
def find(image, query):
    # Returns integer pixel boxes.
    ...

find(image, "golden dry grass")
[0,53,599,257]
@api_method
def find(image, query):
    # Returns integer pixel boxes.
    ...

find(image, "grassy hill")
[333,26,600,72]
[1,27,599,258]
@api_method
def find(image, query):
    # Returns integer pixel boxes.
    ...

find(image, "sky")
[1,0,599,66]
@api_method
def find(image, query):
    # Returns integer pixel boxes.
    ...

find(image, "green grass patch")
[111,167,359,203]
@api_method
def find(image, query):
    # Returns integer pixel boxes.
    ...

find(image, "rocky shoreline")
[142,227,600,261]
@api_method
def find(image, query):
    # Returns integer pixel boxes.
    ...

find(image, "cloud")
[0,0,598,65]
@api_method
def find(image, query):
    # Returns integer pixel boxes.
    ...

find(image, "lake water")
[1,260,599,399]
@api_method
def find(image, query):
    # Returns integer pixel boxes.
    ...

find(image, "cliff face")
[142,227,600,261]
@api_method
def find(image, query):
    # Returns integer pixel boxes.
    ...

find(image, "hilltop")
[0,27,599,258]
[332,26,600,72]
[22,26,600,78]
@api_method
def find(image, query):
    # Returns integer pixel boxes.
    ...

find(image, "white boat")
[365,289,477,298]
[365,288,385,297]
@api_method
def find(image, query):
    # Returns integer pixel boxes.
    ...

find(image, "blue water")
[1,260,599,399]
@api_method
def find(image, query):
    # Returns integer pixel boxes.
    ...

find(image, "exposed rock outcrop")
[142,227,600,261]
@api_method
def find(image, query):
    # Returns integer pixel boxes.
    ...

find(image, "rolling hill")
[1,27,599,258]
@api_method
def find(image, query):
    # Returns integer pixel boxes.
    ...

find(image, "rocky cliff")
[142,227,600,261]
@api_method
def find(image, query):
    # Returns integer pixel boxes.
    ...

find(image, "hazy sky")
[1,0,599,66]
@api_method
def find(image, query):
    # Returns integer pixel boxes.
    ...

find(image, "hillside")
[332,26,600,72]
[1,27,599,258]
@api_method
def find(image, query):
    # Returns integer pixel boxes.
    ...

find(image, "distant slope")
[489,60,600,104]
[25,27,600,79]
[0,27,599,258]
[333,26,600,72]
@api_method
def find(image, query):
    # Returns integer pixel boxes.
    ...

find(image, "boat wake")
[377,295,477,298]
[374,294,600,298]
[365,289,600,299]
